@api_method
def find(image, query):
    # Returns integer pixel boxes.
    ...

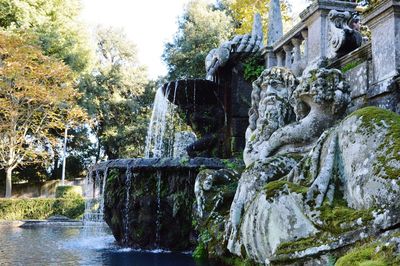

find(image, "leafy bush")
[0,197,85,220]
[55,185,83,198]
[243,54,265,82]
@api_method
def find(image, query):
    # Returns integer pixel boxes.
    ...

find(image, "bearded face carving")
[244,67,298,166]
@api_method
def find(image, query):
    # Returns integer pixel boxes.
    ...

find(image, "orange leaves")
[0,30,87,169]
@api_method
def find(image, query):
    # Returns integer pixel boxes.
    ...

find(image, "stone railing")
[263,0,357,76]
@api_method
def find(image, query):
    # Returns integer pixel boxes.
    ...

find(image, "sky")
[80,0,309,79]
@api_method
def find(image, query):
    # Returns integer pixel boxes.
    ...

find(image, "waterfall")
[155,170,162,247]
[123,168,133,245]
[144,86,173,158]
[83,168,108,224]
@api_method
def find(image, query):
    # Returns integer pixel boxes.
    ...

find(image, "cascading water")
[83,79,219,250]
[144,86,174,158]
[123,168,133,245]
[83,168,108,224]
[155,170,162,247]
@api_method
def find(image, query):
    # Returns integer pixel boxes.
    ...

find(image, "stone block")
[345,62,368,99]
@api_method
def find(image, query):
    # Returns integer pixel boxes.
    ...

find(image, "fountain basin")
[90,157,232,251]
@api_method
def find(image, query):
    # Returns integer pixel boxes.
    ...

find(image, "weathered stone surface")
[267,0,283,47]
[103,167,196,250]
[243,67,298,166]
[100,158,239,251]
[92,157,232,172]
[345,61,368,99]
[173,131,196,158]
[336,107,400,210]
[205,13,263,80]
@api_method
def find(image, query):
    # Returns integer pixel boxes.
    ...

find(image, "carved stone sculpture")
[244,67,298,166]
[328,10,363,59]
[226,65,350,263]
[205,13,263,80]
[258,67,350,159]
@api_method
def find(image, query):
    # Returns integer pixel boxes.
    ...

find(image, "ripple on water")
[0,224,205,266]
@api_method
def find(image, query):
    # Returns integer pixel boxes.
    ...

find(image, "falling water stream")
[155,170,162,248]
[83,80,201,250]
[123,167,133,245]
[144,86,173,158]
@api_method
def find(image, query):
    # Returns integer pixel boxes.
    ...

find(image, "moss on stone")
[193,242,208,260]
[351,107,400,180]
[336,241,400,266]
[264,180,308,198]
[318,202,373,235]
[219,256,260,266]
[275,233,333,256]
[341,61,361,73]
[317,183,373,235]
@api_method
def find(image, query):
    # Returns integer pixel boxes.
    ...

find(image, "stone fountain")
[83,14,263,251]
[85,0,400,264]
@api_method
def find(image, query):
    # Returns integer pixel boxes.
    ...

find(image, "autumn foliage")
[0,31,85,197]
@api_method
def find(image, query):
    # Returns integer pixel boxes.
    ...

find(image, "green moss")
[336,241,400,266]
[341,61,361,73]
[193,230,212,260]
[264,180,308,198]
[219,256,260,266]
[222,159,243,172]
[179,157,189,165]
[317,183,373,235]
[276,233,333,256]
[107,169,119,182]
[318,203,372,235]
[193,242,208,260]
[351,107,400,180]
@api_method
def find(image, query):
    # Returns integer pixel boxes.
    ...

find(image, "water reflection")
[0,224,207,266]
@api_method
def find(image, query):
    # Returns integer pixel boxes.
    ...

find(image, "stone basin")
[90,157,235,251]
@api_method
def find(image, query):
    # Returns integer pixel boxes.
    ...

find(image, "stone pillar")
[277,51,285,67]
[291,38,304,76]
[265,47,277,68]
[299,0,356,62]
[264,0,283,69]
[291,38,302,64]
[301,30,309,64]
[267,0,283,47]
[283,44,293,68]
[363,0,400,84]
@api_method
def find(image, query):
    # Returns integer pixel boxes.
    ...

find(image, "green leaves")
[162,0,234,80]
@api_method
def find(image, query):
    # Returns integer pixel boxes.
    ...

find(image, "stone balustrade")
[263,0,357,76]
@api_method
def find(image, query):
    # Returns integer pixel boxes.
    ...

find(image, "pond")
[0,223,209,266]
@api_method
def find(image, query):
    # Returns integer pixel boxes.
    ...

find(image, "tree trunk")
[5,167,13,198]
[61,125,68,185]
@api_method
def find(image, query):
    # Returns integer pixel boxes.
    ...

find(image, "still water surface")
[0,224,207,266]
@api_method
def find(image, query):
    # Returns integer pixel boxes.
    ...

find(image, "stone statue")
[244,67,298,166]
[328,10,364,59]
[226,64,350,263]
[258,67,350,159]
[205,13,263,80]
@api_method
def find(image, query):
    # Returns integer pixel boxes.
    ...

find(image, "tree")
[0,0,93,73]
[218,0,291,41]
[0,31,85,197]
[162,0,234,80]
[60,106,89,184]
[79,26,153,160]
